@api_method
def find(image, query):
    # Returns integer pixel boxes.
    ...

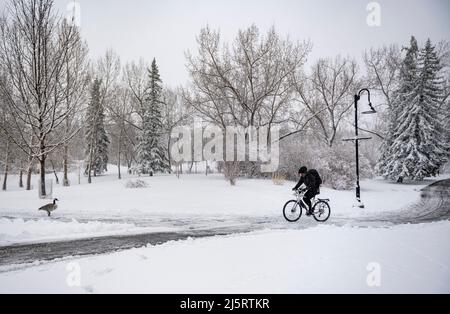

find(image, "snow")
[0,218,181,246]
[1,221,449,294]
[0,168,448,293]
[1,170,440,219]
[0,169,447,244]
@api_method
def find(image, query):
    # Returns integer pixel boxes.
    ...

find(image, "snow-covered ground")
[1,221,449,294]
[0,218,182,246]
[0,167,447,245]
[0,168,449,293]
[0,167,442,218]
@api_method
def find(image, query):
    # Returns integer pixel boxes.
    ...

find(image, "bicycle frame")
[293,190,316,208]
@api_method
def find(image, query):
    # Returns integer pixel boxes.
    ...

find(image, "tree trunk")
[39,157,46,197]
[63,144,70,186]
[126,156,132,174]
[167,136,172,170]
[19,169,23,188]
[117,159,122,179]
[63,59,71,187]
[87,145,94,184]
[2,141,10,191]
[26,136,34,190]
[50,160,59,185]
[117,129,123,180]
[26,162,33,190]
[78,162,81,185]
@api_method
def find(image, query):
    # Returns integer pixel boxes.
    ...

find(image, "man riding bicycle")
[292,166,322,216]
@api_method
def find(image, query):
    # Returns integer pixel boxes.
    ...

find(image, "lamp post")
[343,88,377,209]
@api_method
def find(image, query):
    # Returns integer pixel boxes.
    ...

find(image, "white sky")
[4,0,450,87]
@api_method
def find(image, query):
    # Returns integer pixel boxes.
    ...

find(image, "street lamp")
[343,88,377,209]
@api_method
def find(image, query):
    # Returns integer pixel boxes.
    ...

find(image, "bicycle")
[283,189,331,223]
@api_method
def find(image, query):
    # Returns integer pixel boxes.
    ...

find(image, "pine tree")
[377,36,419,179]
[136,59,170,175]
[85,79,110,177]
[378,38,448,181]
[95,101,110,174]
[416,39,448,175]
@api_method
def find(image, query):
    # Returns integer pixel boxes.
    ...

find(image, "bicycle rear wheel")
[312,201,331,222]
[283,200,302,222]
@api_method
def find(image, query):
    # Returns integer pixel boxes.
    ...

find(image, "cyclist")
[292,166,322,216]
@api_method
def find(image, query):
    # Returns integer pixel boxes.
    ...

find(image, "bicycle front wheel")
[312,201,331,222]
[283,200,302,222]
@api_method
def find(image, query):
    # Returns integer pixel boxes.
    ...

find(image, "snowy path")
[0,179,448,268]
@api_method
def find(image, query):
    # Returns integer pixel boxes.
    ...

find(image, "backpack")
[309,169,322,187]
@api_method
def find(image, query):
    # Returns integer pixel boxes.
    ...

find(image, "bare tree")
[0,0,86,197]
[97,49,121,106]
[184,25,311,183]
[364,45,401,109]
[124,59,149,121]
[61,27,90,186]
[293,56,359,147]
[161,87,190,170]
[106,86,137,179]
[362,45,401,139]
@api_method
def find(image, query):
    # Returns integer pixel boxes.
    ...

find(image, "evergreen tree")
[377,36,419,179]
[136,59,170,175]
[85,79,110,177]
[378,38,448,181]
[416,39,448,174]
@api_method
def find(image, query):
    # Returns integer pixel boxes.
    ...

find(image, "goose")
[39,198,58,217]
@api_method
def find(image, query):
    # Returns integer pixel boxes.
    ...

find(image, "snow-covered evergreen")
[377,38,448,181]
[136,59,170,176]
[85,79,110,176]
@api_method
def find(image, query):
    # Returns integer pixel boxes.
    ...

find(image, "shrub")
[125,179,148,189]
[272,172,286,185]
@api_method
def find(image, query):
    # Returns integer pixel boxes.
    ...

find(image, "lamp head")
[362,102,377,114]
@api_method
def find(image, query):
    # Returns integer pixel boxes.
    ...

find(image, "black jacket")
[293,169,321,191]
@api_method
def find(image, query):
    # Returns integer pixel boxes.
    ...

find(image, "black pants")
[303,189,318,211]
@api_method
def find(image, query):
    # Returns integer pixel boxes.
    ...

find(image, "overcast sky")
[6,0,450,86]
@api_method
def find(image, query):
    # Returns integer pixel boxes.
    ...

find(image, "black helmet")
[298,166,307,174]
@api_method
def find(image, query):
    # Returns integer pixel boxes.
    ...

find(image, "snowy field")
[0,166,446,245]
[1,221,449,294]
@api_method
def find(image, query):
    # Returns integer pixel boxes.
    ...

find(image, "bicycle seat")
[318,198,330,202]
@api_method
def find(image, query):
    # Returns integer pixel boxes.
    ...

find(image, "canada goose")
[39,198,58,217]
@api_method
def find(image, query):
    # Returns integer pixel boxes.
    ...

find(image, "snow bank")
[1,221,449,293]
[0,218,173,246]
